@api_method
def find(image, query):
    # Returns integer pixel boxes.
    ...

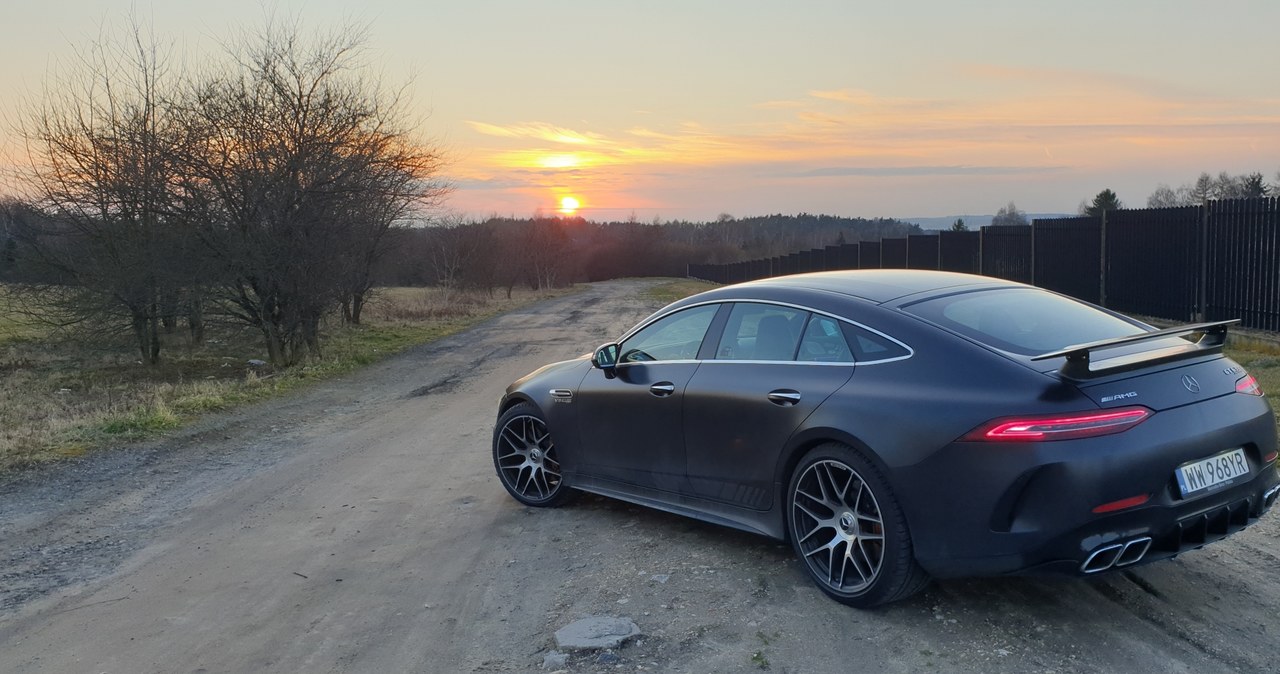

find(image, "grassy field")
[645,278,718,304]
[0,285,574,473]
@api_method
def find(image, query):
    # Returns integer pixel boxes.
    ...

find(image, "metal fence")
[1035,217,1102,304]
[686,197,1280,332]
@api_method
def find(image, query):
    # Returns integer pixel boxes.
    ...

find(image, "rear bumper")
[897,393,1279,578]
[919,467,1278,577]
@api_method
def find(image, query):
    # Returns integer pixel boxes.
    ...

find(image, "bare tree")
[174,21,446,364]
[990,201,1028,227]
[17,21,189,364]
[523,217,572,290]
[424,214,484,290]
[1147,183,1193,208]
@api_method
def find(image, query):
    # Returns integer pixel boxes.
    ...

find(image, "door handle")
[649,382,676,397]
[768,389,802,406]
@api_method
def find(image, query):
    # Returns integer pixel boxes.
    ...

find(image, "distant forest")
[375,213,922,289]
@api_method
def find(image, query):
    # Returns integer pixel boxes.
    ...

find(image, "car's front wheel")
[787,443,929,607]
[493,402,575,507]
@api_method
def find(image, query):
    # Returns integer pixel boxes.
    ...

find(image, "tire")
[493,402,576,507]
[787,443,929,608]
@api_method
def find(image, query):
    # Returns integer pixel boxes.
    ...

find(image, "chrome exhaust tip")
[1115,536,1152,567]
[1081,536,1152,574]
[1265,484,1280,509]
[1081,543,1124,574]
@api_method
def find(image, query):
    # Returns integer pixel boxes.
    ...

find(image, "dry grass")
[645,278,718,304]
[0,285,574,473]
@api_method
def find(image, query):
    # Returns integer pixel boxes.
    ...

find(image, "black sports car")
[492,270,1279,607]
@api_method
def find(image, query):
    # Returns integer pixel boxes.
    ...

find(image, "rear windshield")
[903,288,1145,356]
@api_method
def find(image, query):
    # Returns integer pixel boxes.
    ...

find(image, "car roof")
[720,269,1020,305]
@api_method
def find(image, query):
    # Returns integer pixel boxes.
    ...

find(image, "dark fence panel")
[838,243,860,270]
[881,238,907,268]
[981,225,1032,283]
[1033,216,1101,303]
[938,231,980,273]
[1105,206,1201,322]
[859,241,881,269]
[1206,197,1280,331]
[810,247,828,271]
[798,250,814,273]
[907,234,939,270]
[824,245,842,271]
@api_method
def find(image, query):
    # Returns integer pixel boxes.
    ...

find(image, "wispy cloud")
[465,121,606,145]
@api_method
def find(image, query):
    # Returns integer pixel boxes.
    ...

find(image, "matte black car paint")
[495,270,1279,588]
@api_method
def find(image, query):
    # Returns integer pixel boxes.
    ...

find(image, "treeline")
[2,21,445,367]
[1148,170,1276,207]
[372,213,922,290]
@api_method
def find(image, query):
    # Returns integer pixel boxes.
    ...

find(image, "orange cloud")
[451,64,1280,215]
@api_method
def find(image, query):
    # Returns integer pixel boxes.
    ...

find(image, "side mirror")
[591,343,619,379]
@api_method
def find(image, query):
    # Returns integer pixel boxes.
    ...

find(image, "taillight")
[961,406,1152,442]
[1236,374,1263,396]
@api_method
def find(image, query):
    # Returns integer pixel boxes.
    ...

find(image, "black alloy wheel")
[493,402,575,507]
[788,443,929,607]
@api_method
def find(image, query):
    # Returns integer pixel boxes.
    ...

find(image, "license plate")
[1175,448,1250,497]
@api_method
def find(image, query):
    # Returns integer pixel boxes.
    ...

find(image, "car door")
[683,304,856,510]
[576,303,722,492]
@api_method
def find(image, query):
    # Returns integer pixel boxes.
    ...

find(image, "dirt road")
[2,279,1278,673]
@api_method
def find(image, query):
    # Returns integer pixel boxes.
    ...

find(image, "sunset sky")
[2,1,1278,222]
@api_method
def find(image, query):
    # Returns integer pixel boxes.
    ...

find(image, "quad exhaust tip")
[1081,536,1153,574]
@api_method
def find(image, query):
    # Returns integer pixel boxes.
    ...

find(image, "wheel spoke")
[814,463,834,504]
[835,469,854,502]
[794,500,825,524]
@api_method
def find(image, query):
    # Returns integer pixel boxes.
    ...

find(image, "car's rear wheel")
[493,402,575,507]
[787,443,929,607]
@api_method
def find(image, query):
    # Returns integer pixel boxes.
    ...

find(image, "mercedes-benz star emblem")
[1182,375,1201,393]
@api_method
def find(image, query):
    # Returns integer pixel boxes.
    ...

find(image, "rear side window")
[797,315,854,363]
[842,323,910,362]
[903,288,1143,356]
[715,303,805,361]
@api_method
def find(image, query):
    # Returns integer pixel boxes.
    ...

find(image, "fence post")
[1198,202,1209,322]
[1030,221,1037,286]
[977,227,984,276]
[1099,210,1107,307]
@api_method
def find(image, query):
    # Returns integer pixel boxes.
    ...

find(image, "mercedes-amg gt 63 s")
[491,270,1279,607]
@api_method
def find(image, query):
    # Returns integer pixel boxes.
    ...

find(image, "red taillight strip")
[1236,375,1263,396]
[1092,493,1152,514]
[961,406,1152,442]
[1265,451,1278,464]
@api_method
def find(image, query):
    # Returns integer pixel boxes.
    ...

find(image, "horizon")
[2,1,1278,222]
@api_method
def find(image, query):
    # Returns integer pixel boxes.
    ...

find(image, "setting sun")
[558,196,580,215]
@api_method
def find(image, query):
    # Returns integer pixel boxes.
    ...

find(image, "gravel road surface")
[1,278,1278,673]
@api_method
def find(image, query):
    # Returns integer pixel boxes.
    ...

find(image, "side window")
[715,303,805,361]
[619,305,718,363]
[842,323,910,362]
[797,314,854,363]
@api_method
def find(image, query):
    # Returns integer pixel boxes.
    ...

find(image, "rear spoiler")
[1030,319,1239,380]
